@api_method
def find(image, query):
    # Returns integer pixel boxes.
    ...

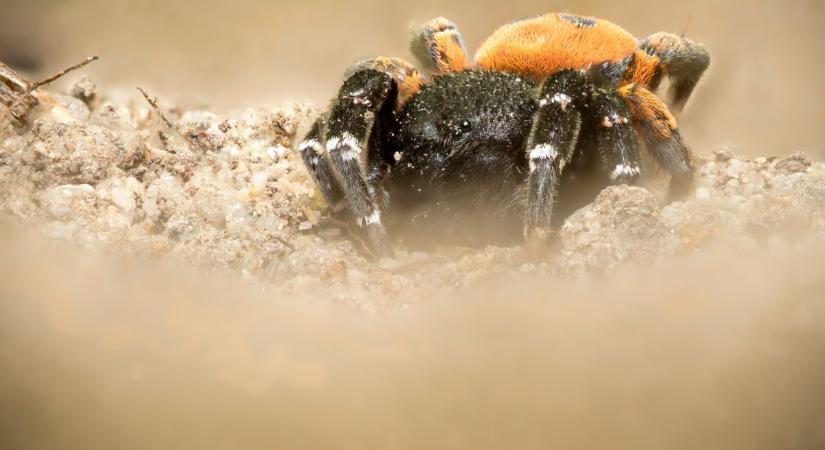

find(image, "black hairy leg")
[344,57,422,107]
[299,116,346,212]
[523,70,586,240]
[322,69,398,257]
[619,84,695,199]
[591,88,641,184]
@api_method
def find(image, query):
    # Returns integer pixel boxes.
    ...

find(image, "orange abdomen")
[475,13,638,80]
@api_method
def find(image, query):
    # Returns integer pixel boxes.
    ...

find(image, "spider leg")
[345,57,422,108]
[299,116,347,212]
[323,68,397,257]
[591,88,642,184]
[639,32,710,111]
[619,84,695,198]
[523,70,586,239]
[410,17,469,75]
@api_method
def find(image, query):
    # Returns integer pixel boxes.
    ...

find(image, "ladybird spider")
[299,13,710,256]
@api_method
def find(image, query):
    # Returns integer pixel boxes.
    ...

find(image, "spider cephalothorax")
[300,13,710,256]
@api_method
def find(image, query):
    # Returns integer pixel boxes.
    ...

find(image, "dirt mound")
[2,83,824,310]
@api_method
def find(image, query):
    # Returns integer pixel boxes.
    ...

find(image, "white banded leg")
[593,90,641,184]
[324,69,396,256]
[299,117,346,211]
[620,84,695,199]
[524,70,585,239]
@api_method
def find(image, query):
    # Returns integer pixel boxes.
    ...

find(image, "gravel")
[2,82,824,309]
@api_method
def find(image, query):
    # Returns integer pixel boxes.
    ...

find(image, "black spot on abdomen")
[558,14,597,28]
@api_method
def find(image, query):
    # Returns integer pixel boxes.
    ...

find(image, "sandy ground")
[2,83,824,307]
[1,77,824,448]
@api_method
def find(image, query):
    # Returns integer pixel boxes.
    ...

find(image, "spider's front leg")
[410,17,470,75]
[639,32,710,111]
[317,69,398,257]
[523,70,587,241]
[300,116,346,212]
[592,88,642,184]
[619,84,695,199]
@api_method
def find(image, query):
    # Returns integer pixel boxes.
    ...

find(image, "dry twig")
[136,86,198,148]
[136,87,176,129]
[30,56,98,90]
[274,236,296,252]
[1,56,98,122]
[1,61,36,121]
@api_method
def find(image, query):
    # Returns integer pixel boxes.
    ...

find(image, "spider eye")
[443,118,473,138]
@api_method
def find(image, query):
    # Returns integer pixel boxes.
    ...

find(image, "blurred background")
[1,0,823,156]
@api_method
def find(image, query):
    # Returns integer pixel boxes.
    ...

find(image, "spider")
[299,13,710,256]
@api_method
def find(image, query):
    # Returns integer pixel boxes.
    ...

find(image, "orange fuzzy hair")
[624,50,662,87]
[417,17,469,74]
[619,84,678,139]
[475,13,638,82]
[432,30,469,73]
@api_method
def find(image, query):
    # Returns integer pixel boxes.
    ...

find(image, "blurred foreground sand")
[1,222,824,449]
[0,82,824,448]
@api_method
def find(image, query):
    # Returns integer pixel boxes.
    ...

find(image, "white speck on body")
[299,139,323,154]
[362,210,381,226]
[326,133,361,161]
[551,92,573,111]
[602,114,629,128]
[610,163,641,180]
[528,144,558,173]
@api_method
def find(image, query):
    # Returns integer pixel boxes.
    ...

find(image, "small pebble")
[695,187,711,201]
